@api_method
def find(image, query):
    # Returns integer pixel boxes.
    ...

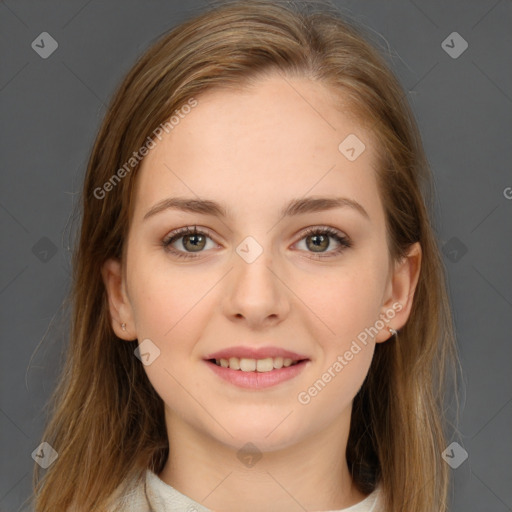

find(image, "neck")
[158,409,368,512]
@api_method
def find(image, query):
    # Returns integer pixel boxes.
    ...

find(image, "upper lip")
[205,346,309,361]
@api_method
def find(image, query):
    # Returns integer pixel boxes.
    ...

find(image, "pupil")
[185,234,204,251]
[310,234,328,252]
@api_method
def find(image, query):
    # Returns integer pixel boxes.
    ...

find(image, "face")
[103,75,420,452]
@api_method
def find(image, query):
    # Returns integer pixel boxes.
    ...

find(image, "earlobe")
[375,242,422,343]
[101,258,136,340]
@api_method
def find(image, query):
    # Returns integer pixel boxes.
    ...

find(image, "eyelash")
[161,225,352,260]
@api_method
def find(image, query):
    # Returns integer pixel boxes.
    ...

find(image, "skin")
[102,74,421,512]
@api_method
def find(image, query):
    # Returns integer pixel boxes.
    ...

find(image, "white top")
[107,469,383,512]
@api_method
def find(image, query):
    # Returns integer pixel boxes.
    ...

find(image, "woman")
[32,1,460,511]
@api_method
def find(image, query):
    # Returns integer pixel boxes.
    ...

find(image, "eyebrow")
[143,195,370,221]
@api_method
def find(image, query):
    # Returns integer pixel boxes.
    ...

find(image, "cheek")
[293,255,387,348]
[127,263,217,415]
[127,249,227,352]
[128,250,214,339]
[337,272,384,339]
[293,264,384,419]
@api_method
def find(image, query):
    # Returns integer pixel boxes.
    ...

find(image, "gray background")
[1,1,511,511]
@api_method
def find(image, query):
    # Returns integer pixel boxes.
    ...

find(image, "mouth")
[207,356,306,372]
[204,355,310,389]
[203,346,310,389]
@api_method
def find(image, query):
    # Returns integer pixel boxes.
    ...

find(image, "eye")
[162,226,217,259]
[162,225,352,260]
[294,226,352,259]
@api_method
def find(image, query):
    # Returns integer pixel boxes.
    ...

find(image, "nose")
[222,239,291,329]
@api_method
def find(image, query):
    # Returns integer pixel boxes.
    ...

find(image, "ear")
[101,258,137,341]
[375,242,422,343]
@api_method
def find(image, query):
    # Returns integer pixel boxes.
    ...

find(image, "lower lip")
[204,360,309,389]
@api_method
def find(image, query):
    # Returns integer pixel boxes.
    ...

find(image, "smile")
[211,356,301,372]
[205,358,310,389]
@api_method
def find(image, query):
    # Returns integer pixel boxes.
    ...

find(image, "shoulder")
[362,483,384,512]
[333,483,384,512]
[144,469,211,511]
[104,470,150,512]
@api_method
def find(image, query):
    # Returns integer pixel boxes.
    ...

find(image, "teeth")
[214,356,301,371]
[240,358,256,372]
[228,357,240,370]
[256,358,273,372]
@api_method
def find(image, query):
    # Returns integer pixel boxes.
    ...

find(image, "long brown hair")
[30,1,461,510]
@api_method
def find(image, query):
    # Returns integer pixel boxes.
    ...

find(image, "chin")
[204,411,306,453]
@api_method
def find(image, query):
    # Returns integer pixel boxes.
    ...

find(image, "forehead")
[133,76,383,223]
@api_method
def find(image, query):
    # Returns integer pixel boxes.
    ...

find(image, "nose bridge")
[233,233,277,294]
[225,232,289,324]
